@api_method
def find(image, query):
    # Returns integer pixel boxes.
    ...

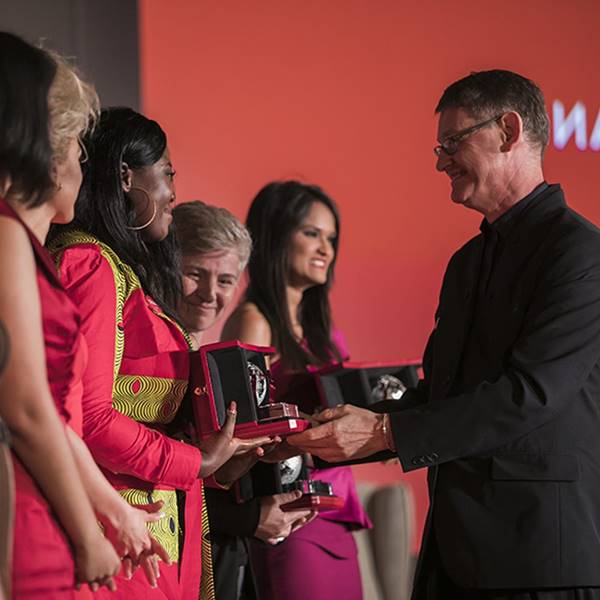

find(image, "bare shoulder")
[0,216,35,277]
[0,215,31,250]
[221,302,272,346]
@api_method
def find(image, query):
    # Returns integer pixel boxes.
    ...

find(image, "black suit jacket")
[391,184,600,589]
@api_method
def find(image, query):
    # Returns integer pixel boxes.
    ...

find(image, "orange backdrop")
[139,0,600,550]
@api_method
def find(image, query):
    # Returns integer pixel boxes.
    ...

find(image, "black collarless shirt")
[451,182,549,395]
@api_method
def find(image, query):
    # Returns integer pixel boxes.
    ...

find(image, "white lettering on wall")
[553,100,587,151]
[589,110,600,151]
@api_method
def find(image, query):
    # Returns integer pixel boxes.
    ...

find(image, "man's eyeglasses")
[433,114,503,157]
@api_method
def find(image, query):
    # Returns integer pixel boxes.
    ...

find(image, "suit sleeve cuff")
[389,410,440,473]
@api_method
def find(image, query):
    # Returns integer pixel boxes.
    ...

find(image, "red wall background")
[139,0,600,550]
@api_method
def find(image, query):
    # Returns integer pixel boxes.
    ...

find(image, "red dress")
[0,199,84,599]
[51,230,204,600]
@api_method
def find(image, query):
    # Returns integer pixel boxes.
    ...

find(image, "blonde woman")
[0,33,165,598]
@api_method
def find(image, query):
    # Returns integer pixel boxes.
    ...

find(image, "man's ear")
[498,111,523,152]
[121,161,133,193]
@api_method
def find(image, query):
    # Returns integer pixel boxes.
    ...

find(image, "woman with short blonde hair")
[174,200,252,268]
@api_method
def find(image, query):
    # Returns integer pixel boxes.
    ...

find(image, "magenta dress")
[249,331,371,600]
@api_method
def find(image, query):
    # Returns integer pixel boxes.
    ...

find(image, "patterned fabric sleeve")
[58,245,201,491]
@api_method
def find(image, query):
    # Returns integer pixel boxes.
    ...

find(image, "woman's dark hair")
[246,180,341,370]
[0,32,57,207]
[52,107,181,312]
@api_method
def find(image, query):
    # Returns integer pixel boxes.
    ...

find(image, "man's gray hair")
[436,69,549,156]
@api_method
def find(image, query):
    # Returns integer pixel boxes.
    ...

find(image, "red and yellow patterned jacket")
[50,231,202,571]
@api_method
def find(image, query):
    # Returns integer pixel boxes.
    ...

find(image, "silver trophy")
[279,455,303,486]
[370,374,406,403]
[247,361,268,406]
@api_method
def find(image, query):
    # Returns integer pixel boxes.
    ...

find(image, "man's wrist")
[381,413,396,452]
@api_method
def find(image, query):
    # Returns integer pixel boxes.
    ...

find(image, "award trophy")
[236,454,344,512]
[279,360,421,413]
[276,360,421,466]
[189,340,310,440]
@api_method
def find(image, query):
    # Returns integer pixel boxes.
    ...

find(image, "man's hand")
[254,491,315,545]
[286,405,389,462]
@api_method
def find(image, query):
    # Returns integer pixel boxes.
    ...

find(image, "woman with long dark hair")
[0,32,126,597]
[49,107,270,599]
[222,180,370,600]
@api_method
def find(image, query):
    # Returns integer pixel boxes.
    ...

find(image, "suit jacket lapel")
[431,235,483,400]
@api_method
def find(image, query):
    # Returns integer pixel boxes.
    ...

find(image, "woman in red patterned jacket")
[49,107,271,600]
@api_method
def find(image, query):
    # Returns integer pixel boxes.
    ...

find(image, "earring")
[56,182,63,191]
[125,186,157,231]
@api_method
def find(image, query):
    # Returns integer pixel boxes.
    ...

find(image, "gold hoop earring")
[125,186,157,231]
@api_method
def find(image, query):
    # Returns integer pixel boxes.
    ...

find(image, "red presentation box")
[189,340,310,440]
[278,359,422,415]
[235,455,344,513]
[279,481,345,512]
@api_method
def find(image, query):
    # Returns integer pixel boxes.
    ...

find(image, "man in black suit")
[287,70,600,599]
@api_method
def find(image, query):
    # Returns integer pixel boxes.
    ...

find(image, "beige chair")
[354,481,415,600]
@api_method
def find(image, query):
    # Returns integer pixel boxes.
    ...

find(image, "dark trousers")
[413,534,600,600]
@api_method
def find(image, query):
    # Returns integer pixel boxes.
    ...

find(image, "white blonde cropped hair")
[47,50,99,165]
[173,201,252,270]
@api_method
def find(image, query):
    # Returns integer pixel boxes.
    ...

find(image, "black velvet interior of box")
[320,369,365,407]
[320,364,421,408]
[206,347,272,426]
[276,373,321,414]
[318,374,345,408]
[249,462,283,496]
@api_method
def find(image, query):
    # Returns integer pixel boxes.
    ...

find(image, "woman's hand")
[197,402,274,478]
[74,532,121,592]
[102,500,166,560]
[214,436,282,486]
[121,533,170,588]
[258,439,302,463]
[254,491,315,545]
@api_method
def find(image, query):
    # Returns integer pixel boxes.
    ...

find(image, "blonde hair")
[173,201,252,270]
[47,51,99,165]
